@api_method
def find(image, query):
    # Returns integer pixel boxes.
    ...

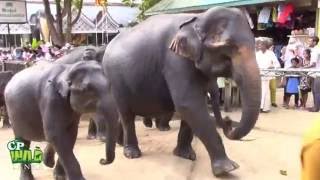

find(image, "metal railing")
[260,68,320,78]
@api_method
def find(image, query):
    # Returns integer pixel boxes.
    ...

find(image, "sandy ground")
[0,89,319,180]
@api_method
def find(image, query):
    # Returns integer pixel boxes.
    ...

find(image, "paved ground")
[0,90,319,180]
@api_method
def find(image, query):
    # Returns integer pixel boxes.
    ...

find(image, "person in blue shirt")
[284,57,301,108]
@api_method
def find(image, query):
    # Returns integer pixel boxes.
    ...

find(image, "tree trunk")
[55,0,65,45]
[71,0,83,26]
[43,0,64,47]
[65,0,72,43]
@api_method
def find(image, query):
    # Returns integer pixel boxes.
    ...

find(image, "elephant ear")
[169,17,203,61]
[54,72,71,98]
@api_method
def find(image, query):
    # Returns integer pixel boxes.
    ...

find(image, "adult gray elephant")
[102,7,261,176]
[5,60,118,180]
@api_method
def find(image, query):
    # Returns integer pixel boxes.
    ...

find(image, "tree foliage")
[122,0,161,20]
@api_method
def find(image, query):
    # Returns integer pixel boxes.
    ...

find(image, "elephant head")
[170,7,261,140]
[56,60,118,164]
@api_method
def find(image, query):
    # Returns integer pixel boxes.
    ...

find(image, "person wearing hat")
[265,38,280,107]
[256,38,281,112]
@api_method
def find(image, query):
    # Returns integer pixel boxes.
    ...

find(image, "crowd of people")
[0,41,74,62]
[256,36,320,113]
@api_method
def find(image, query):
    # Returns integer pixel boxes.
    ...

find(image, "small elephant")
[5,60,118,180]
[103,7,261,176]
[0,71,14,128]
[55,45,108,141]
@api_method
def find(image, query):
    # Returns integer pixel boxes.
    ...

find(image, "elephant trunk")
[99,94,119,165]
[224,46,261,140]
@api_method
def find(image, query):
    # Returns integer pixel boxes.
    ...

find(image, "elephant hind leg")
[121,112,141,159]
[173,120,196,160]
[143,117,153,128]
[43,143,55,168]
[155,112,173,131]
[19,139,35,180]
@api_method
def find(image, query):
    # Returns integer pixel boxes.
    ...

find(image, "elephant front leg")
[173,120,196,160]
[49,128,84,180]
[165,74,239,176]
[53,159,66,180]
[179,106,239,176]
[87,118,97,140]
[45,116,84,180]
[2,106,11,128]
[121,113,141,159]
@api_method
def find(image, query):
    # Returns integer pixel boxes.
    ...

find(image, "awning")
[145,0,287,15]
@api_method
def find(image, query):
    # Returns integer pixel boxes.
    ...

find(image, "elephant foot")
[53,165,66,180]
[86,134,96,140]
[54,174,66,180]
[2,123,11,129]
[97,134,106,142]
[20,173,34,180]
[212,158,239,176]
[156,124,171,131]
[173,146,196,161]
[43,148,55,168]
[143,118,153,128]
[124,145,141,159]
[117,137,124,146]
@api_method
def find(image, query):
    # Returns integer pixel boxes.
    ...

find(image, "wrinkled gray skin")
[142,78,224,131]
[5,60,118,180]
[0,71,14,128]
[103,7,261,176]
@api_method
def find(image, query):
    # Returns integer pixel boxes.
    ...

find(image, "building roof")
[0,24,31,35]
[145,0,286,15]
[0,1,139,35]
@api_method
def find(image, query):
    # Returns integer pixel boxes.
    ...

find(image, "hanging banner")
[0,0,27,23]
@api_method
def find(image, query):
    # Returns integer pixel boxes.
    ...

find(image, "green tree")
[42,0,84,46]
[122,0,161,20]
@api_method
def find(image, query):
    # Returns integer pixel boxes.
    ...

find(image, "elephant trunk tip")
[221,116,252,140]
[100,151,115,165]
[100,156,114,165]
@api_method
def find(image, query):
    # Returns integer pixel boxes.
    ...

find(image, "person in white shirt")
[305,36,320,112]
[256,38,281,112]
[266,38,281,107]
